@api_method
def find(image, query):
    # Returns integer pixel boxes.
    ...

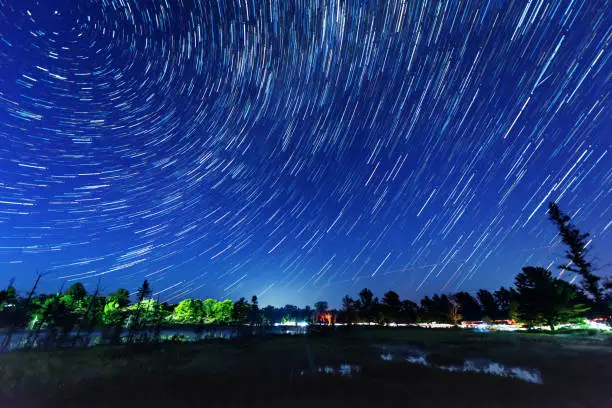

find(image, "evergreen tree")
[477,289,499,321]
[381,290,402,322]
[400,300,419,323]
[249,295,261,325]
[112,288,131,307]
[358,288,374,322]
[514,266,589,332]
[494,287,518,319]
[452,292,483,321]
[65,282,87,301]
[232,297,250,324]
[341,295,356,324]
[548,202,602,303]
[314,301,329,313]
[127,280,151,343]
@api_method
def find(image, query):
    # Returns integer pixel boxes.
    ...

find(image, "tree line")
[0,202,609,351]
[330,203,610,331]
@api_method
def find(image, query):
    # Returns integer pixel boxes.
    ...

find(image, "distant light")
[586,320,611,331]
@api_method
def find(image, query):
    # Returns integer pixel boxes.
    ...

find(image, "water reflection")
[375,344,543,384]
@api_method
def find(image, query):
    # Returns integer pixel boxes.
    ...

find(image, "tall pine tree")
[548,202,602,303]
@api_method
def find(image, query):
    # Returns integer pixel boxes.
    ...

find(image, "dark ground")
[1,327,610,408]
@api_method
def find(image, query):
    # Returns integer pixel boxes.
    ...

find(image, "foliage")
[136,280,152,301]
[212,299,234,324]
[314,301,329,313]
[358,288,374,322]
[477,289,499,320]
[400,300,419,323]
[111,288,131,307]
[381,290,401,322]
[249,295,261,325]
[419,294,454,323]
[173,299,204,324]
[514,266,589,331]
[102,299,125,326]
[203,299,218,323]
[452,292,482,321]
[340,295,357,324]
[232,297,250,324]
[65,283,87,301]
[548,202,602,303]
[2,201,607,345]
[494,287,517,320]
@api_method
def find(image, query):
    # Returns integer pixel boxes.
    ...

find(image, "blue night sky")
[0,0,610,307]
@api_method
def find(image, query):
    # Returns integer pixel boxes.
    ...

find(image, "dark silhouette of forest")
[0,202,609,352]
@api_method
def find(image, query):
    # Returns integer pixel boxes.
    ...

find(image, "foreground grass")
[1,327,610,407]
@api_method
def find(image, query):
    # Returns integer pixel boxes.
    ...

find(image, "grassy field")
[1,327,610,407]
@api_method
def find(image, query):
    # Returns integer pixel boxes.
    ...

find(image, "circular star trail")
[0,0,610,305]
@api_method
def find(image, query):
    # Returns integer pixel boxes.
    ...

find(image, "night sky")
[0,0,610,307]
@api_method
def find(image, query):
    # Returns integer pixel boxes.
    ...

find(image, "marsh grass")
[1,327,610,407]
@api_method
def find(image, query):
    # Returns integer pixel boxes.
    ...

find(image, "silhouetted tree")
[452,292,483,321]
[0,281,17,310]
[419,294,452,323]
[284,304,299,320]
[249,295,261,325]
[604,279,612,325]
[494,287,517,319]
[371,297,386,324]
[127,280,151,343]
[358,288,374,322]
[418,296,436,322]
[0,279,18,328]
[400,300,419,323]
[448,298,462,325]
[152,296,164,343]
[314,301,329,313]
[112,288,131,307]
[341,295,357,324]
[548,202,602,303]
[477,289,499,321]
[514,266,589,332]
[65,282,87,301]
[382,290,401,322]
[232,297,250,324]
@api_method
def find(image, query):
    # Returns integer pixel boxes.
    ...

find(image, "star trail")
[0,0,610,306]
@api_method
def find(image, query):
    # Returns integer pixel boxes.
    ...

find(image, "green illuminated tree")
[173,298,204,324]
[111,288,131,307]
[213,299,234,324]
[102,299,124,326]
[203,299,218,323]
